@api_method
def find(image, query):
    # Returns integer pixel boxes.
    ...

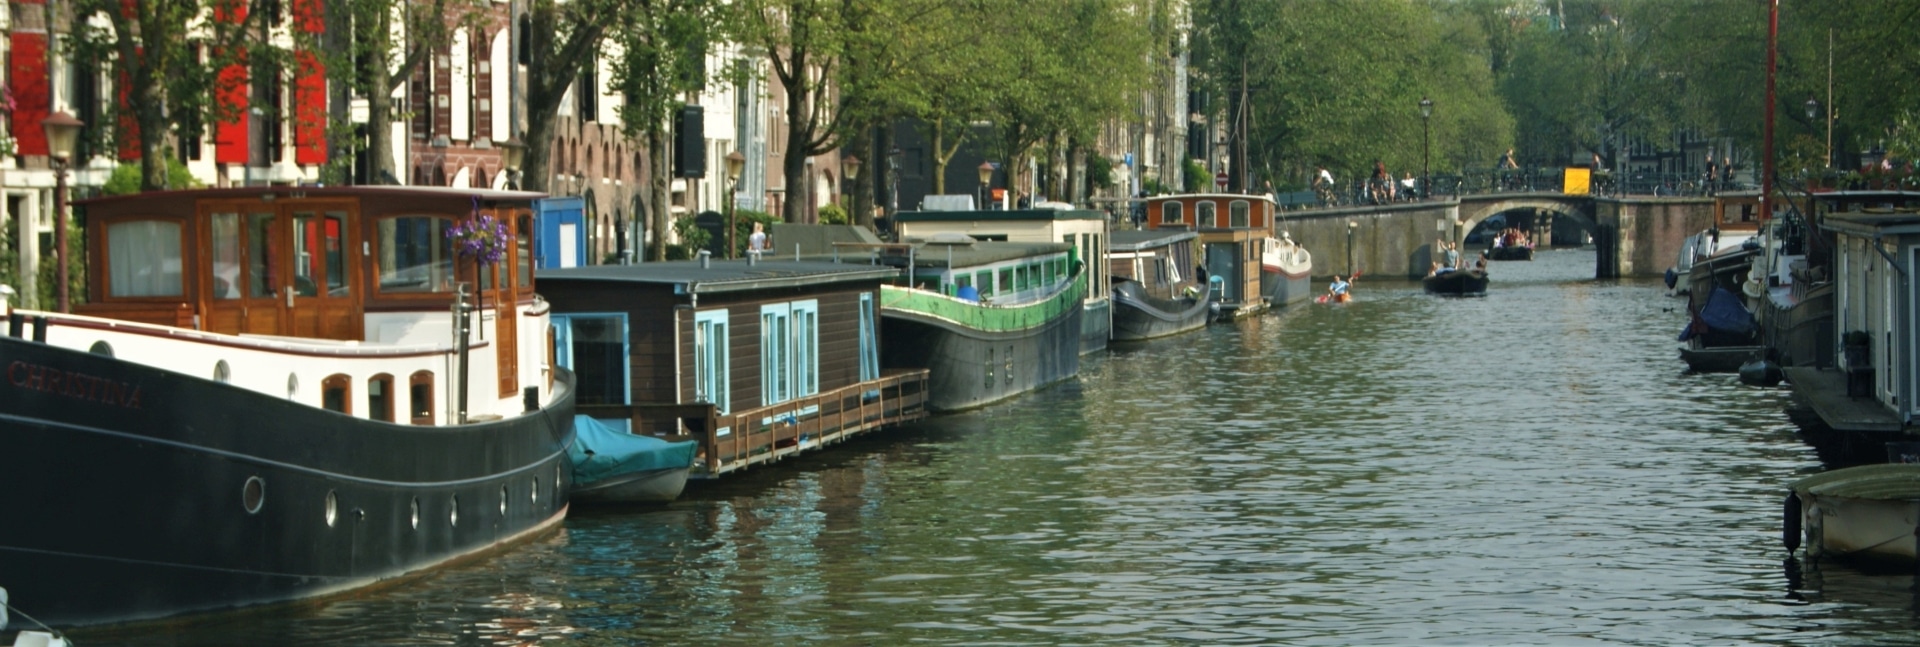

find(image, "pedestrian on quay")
[1704,155,1718,196]
[748,221,769,253]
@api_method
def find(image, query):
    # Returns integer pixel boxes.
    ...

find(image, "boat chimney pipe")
[748,251,759,266]
[698,250,711,269]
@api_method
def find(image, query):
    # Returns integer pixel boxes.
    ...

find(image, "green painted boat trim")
[1790,463,1920,501]
[881,267,1086,333]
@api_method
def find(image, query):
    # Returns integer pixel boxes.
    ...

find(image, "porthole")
[531,477,540,505]
[499,485,509,516]
[410,498,420,529]
[554,465,563,497]
[287,373,300,398]
[88,340,113,357]
[324,490,338,527]
[214,360,231,383]
[242,476,266,514]
[449,495,459,527]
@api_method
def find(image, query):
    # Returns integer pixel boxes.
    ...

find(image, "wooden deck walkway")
[579,368,930,478]
[1784,366,1902,433]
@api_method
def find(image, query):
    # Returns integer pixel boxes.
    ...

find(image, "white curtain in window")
[108,220,183,297]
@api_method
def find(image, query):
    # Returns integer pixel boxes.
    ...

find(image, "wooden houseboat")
[892,208,1110,354]
[1107,229,1210,341]
[536,257,929,478]
[0,186,575,627]
[874,236,1085,411]
[1144,193,1286,320]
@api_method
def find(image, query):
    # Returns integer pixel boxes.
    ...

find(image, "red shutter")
[212,1,249,163]
[292,0,325,164]
[8,32,48,157]
[116,62,140,160]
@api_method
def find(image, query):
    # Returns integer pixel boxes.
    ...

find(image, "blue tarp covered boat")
[568,415,697,503]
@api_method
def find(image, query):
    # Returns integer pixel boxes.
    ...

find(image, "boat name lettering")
[7,360,144,409]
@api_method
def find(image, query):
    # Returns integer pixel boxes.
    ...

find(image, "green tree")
[607,0,734,260]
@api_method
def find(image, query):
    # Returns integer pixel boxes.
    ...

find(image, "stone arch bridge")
[1269,192,1717,279]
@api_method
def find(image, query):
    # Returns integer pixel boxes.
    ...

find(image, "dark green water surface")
[104,250,1920,646]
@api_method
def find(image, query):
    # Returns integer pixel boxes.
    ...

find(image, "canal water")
[100,249,1920,645]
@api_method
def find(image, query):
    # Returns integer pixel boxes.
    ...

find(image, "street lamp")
[499,135,526,190]
[43,110,83,313]
[725,150,745,259]
[977,161,994,210]
[1419,97,1433,199]
[1346,220,1358,275]
[842,154,861,183]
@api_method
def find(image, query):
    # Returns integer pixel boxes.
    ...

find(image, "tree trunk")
[649,127,670,261]
[781,81,811,223]
[367,13,398,185]
[135,76,168,190]
[522,100,555,193]
[849,125,874,229]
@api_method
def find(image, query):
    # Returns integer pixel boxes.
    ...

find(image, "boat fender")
[1782,492,1802,553]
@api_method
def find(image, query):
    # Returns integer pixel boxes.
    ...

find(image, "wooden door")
[202,201,285,336]
[285,203,361,340]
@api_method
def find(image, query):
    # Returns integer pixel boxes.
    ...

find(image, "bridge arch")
[1458,197,1596,236]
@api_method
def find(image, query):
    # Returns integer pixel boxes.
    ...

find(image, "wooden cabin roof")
[894,208,1105,222]
[1109,229,1197,251]
[537,260,898,294]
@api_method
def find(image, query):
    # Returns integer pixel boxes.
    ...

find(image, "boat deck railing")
[577,368,929,478]
[880,266,1087,332]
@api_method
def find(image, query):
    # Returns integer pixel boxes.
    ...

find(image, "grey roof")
[537,259,899,294]
[888,240,1073,269]
[1109,229,1197,251]
[1823,210,1920,236]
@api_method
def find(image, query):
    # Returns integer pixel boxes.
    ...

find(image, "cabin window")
[376,216,456,294]
[1197,202,1218,228]
[858,292,879,382]
[322,373,351,414]
[694,309,730,413]
[1229,200,1250,228]
[516,214,534,288]
[211,213,241,299]
[998,268,1013,293]
[1160,202,1182,225]
[247,213,277,298]
[105,220,184,297]
[291,211,348,297]
[975,271,992,296]
[760,300,819,406]
[368,373,394,422]
[551,313,629,405]
[409,370,435,425]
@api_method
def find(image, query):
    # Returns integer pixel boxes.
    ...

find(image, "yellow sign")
[1563,167,1591,195]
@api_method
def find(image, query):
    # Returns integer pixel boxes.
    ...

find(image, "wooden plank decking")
[1784,366,1902,433]
[578,368,930,477]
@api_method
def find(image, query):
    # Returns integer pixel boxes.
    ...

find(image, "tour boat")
[1487,244,1534,261]
[1260,231,1314,307]
[1108,229,1210,341]
[877,235,1084,411]
[1423,268,1489,296]
[1786,463,1920,567]
[0,186,576,628]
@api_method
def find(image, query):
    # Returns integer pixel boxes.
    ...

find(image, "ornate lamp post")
[1419,97,1434,199]
[977,161,994,210]
[43,110,83,313]
[499,135,526,190]
[725,151,745,258]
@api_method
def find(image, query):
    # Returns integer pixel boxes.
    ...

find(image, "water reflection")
[105,249,1920,646]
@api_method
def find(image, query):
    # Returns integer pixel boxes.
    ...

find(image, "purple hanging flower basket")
[446,212,510,266]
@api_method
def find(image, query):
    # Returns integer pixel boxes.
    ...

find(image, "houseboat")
[892,208,1110,354]
[1144,194,1276,320]
[1261,231,1314,307]
[0,186,575,627]
[873,236,1084,411]
[1108,229,1210,341]
[1781,207,1920,438]
[536,256,929,478]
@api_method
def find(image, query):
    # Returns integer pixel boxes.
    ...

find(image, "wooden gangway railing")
[577,368,930,477]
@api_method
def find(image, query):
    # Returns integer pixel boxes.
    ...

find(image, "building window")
[552,313,629,405]
[322,374,351,414]
[409,370,435,425]
[694,309,730,413]
[368,373,394,422]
